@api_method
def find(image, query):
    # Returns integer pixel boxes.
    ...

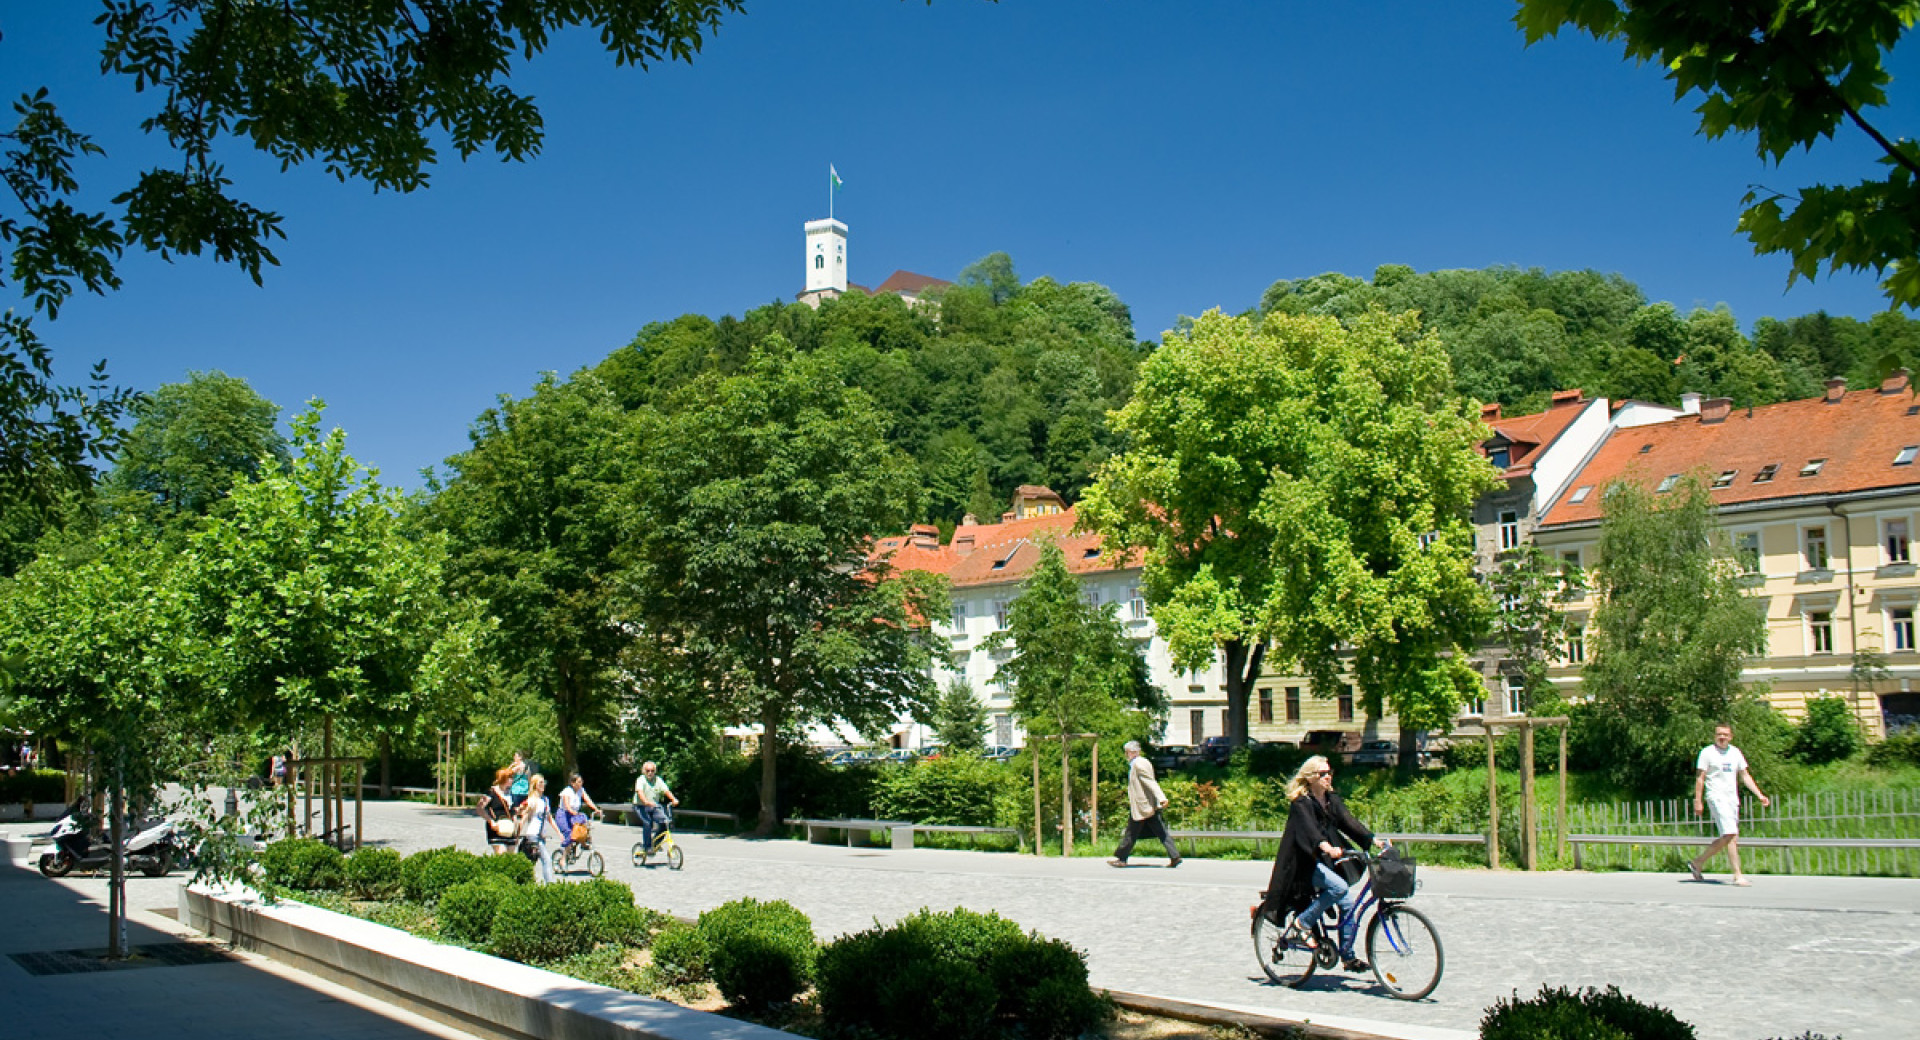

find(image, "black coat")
[1261,790,1374,916]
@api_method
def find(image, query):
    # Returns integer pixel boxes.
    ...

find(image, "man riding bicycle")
[556,773,601,849]
[1261,754,1387,974]
[633,761,678,851]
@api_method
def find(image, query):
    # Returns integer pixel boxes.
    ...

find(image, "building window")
[1127,585,1147,620]
[1190,709,1205,743]
[1258,688,1274,724]
[1656,474,1680,493]
[1754,464,1779,483]
[1569,485,1592,504]
[1221,708,1230,735]
[1804,527,1829,570]
[1489,446,1510,469]
[1501,591,1521,612]
[814,255,824,270]
[1463,694,1485,718]
[1505,674,1525,716]
[1285,686,1301,723]
[1734,531,1762,575]
[1499,510,1521,550]
[1711,470,1737,489]
[1896,446,1918,466]
[951,601,967,633]
[1417,531,1437,549]
[1565,624,1585,664]
[1887,519,1912,564]
[1809,611,1834,655]
[1800,458,1827,477]
[1892,607,1916,652]
[994,713,1013,747]
[1338,687,1354,722]
[993,600,1010,631]
[1083,589,1102,608]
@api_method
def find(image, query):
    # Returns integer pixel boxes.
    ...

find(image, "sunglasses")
[1315,769,1333,777]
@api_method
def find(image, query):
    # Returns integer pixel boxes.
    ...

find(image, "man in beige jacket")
[1109,740,1182,868]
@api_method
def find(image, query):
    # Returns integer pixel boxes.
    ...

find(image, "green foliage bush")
[695,898,817,1010]
[0,769,67,804]
[675,745,878,823]
[1867,727,1920,768]
[1792,697,1864,764]
[490,883,604,964]
[437,877,513,945]
[646,920,710,988]
[260,838,344,891]
[871,754,1012,825]
[400,846,460,902]
[1480,985,1694,1040]
[816,907,1111,1040]
[474,851,534,886]
[574,877,659,946]
[411,850,490,904]
[343,846,403,898]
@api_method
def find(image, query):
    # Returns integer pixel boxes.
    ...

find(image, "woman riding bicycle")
[1262,754,1386,975]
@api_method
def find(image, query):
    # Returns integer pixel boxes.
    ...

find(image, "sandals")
[1283,923,1317,950]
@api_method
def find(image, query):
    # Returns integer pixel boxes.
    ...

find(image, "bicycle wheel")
[1366,905,1443,1001]
[587,851,605,878]
[665,843,684,871]
[1251,911,1316,988]
[630,841,649,868]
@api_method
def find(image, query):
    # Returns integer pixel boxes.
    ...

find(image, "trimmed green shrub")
[474,851,534,886]
[412,850,491,904]
[0,768,67,804]
[1481,986,1694,1040]
[1791,696,1863,764]
[259,838,344,891]
[646,920,710,989]
[343,847,403,898]
[816,907,1110,1040]
[489,883,603,964]
[695,898,816,1010]
[871,754,1011,825]
[571,876,659,945]
[399,846,460,902]
[1866,727,1920,767]
[438,877,513,945]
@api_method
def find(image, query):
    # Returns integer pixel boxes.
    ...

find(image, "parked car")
[982,745,1018,763]
[1350,740,1399,766]
[1197,736,1268,766]
[825,749,880,766]
[879,748,922,763]
[1149,744,1194,772]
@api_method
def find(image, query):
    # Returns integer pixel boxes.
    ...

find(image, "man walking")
[1109,740,1181,868]
[1689,723,1771,885]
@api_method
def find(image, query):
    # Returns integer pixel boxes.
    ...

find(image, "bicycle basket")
[1369,851,1417,899]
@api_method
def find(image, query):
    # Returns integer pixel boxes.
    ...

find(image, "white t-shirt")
[559,786,583,813]
[1696,744,1748,802]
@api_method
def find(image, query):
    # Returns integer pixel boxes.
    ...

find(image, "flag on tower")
[830,164,843,190]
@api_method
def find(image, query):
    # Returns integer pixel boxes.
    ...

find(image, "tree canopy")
[1515,0,1919,310]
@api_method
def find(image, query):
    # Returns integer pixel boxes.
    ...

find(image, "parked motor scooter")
[38,797,185,879]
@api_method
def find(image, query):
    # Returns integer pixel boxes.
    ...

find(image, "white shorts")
[1708,796,1740,837]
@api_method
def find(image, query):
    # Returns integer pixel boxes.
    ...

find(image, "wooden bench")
[783,817,910,848]
[604,804,739,832]
[888,824,1025,851]
[1167,829,1488,858]
[1568,833,1920,870]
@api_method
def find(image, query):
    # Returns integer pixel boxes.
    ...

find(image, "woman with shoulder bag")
[481,766,518,854]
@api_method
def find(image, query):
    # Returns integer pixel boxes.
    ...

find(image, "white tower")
[804,218,848,295]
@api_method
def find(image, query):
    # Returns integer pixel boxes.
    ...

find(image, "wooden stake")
[1032,744,1043,855]
[1090,741,1099,847]
[1485,728,1499,870]
[1558,725,1569,863]
[1521,722,1537,871]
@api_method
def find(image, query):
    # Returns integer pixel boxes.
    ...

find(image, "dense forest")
[593,255,1920,529]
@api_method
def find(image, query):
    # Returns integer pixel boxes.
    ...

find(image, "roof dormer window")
[1895,445,1918,466]
[1711,470,1737,489]
[1754,464,1778,483]
[1656,474,1680,493]
[1569,485,1592,504]
[1489,447,1510,468]
[1800,458,1827,477]
[1638,443,1654,454]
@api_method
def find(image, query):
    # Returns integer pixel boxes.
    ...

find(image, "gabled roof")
[1480,390,1593,479]
[872,270,952,297]
[871,507,1144,590]
[1538,378,1920,527]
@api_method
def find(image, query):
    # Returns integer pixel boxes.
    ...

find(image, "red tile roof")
[871,507,1144,588]
[1539,380,1920,527]
[1482,391,1592,479]
[872,270,953,297]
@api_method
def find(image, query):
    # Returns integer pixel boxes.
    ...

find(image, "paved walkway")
[0,850,482,1040]
[362,799,1916,1040]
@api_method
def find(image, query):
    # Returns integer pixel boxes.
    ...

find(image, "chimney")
[1881,368,1911,394]
[1699,397,1732,424]
[909,523,939,550]
[952,531,976,557]
[1680,392,1702,415]
[1480,402,1502,422]
[1550,389,1583,409]
[960,513,978,527]
[1825,377,1848,403]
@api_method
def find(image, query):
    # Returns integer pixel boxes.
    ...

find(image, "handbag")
[491,817,519,839]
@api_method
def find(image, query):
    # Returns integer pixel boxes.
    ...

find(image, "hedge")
[260,839,344,891]
[1481,986,1694,1040]
[438,876,514,946]
[489,883,604,964]
[646,920,710,989]
[695,898,817,1010]
[344,847,402,899]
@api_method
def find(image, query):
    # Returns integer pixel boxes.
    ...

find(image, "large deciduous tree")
[2,1,743,514]
[624,340,945,833]
[104,370,289,518]
[1516,1,1919,310]
[1083,309,1497,763]
[424,374,633,778]
[1580,476,1770,794]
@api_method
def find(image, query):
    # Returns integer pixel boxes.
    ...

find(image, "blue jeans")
[1299,863,1360,959]
[638,805,669,850]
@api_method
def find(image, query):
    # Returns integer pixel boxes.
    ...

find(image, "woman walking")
[516,774,560,883]
[1261,755,1386,974]
[481,767,518,855]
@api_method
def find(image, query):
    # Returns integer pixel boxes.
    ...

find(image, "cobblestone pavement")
[358,800,1917,1040]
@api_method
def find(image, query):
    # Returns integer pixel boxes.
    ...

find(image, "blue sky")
[5,2,1914,488]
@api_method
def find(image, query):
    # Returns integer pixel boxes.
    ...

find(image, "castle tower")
[803,218,847,297]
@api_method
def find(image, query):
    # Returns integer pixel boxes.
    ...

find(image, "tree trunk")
[108,755,126,959]
[754,703,781,836]
[379,732,392,799]
[557,707,580,782]
[1221,638,1267,746]
[1060,735,1074,857]
[1397,726,1422,773]
[322,716,335,845]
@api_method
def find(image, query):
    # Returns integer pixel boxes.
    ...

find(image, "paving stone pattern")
[365,800,1917,1040]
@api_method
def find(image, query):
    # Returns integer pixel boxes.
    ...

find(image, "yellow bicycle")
[630,806,685,870]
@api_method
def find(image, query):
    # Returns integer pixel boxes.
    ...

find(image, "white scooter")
[38,798,185,878]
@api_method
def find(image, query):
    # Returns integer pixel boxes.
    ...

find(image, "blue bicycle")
[1252,848,1443,1000]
